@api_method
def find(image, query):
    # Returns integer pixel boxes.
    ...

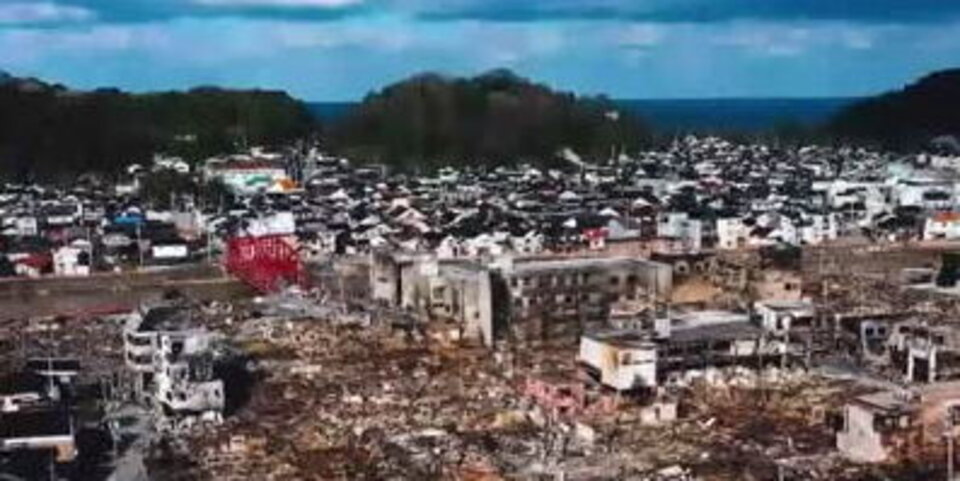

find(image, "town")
[4,134,960,479]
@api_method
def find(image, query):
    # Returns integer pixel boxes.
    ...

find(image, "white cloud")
[841,29,874,50]
[193,0,363,7]
[0,2,94,24]
[615,23,665,49]
[715,25,811,57]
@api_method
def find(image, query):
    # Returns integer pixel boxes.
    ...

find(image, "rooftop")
[508,256,664,275]
[0,407,71,440]
[668,321,762,344]
[584,330,656,350]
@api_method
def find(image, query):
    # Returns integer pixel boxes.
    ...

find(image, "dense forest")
[328,70,652,170]
[0,73,314,181]
[2,66,959,181]
[827,68,960,151]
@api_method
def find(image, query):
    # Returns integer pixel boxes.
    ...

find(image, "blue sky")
[0,0,958,100]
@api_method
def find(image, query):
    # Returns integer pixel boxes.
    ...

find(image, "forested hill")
[0,73,314,181]
[828,68,960,151]
[328,69,651,170]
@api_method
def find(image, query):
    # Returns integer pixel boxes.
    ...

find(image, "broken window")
[950,405,960,427]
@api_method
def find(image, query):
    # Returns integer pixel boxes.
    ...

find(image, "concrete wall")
[837,404,889,463]
[0,264,248,318]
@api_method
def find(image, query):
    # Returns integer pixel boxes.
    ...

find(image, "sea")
[308,97,858,133]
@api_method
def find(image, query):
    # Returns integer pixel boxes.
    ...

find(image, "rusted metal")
[225,235,308,293]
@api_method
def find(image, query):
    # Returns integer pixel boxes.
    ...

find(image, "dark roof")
[140,305,192,332]
[0,408,72,440]
[668,321,761,344]
[0,372,45,396]
[25,358,81,373]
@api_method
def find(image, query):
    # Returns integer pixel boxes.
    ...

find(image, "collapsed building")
[887,320,960,384]
[0,360,81,465]
[123,302,225,429]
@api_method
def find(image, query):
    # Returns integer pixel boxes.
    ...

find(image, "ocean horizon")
[309,97,859,133]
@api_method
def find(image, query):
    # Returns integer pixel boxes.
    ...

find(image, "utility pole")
[136,222,144,270]
[948,432,956,481]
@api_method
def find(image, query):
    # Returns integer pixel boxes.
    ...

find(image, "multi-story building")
[123,303,225,426]
[371,253,672,345]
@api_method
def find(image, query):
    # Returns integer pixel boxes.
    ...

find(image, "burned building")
[123,303,225,428]
[0,366,78,465]
[578,309,784,392]
[370,253,672,345]
[497,256,672,342]
[837,381,960,464]
[888,320,960,384]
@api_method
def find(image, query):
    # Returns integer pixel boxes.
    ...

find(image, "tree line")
[0,75,314,182]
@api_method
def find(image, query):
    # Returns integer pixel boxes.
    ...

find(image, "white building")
[716,217,748,250]
[923,212,960,240]
[53,241,91,277]
[799,213,839,245]
[204,159,292,196]
[242,211,296,237]
[578,331,657,391]
[657,212,703,252]
[754,300,816,336]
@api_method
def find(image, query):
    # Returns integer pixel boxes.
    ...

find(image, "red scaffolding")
[225,235,308,293]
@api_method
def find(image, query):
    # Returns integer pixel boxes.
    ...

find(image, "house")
[837,382,960,464]
[923,212,960,241]
[53,241,92,276]
[717,217,748,250]
[755,300,817,337]
[657,212,702,253]
[578,331,657,391]
[799,213,839,245]
[150,236,190,264]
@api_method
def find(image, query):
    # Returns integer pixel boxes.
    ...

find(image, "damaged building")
[1,361,80,466]
[123,302,225,429]
[837,381,960,464]
[578,309,786,392]
[371,252,672,345]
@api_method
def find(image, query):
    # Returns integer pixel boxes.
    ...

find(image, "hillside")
[0,74,315,181]
[327,70,651,170]
[828,68,960,150]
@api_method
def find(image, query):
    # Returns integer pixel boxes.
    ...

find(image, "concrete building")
[497,256,672,342]
[717,217,748,250]
[52,241,91,277]
[579,310,783,391]
[837,382,960,464]
[123,303,225,426]
[657,212,703,253]
[578,331,657,391]
[886,320,960,384]
[924,212,960,241]
[203,159,292,196]
[371,253,672,346]
[0,370,77,463]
